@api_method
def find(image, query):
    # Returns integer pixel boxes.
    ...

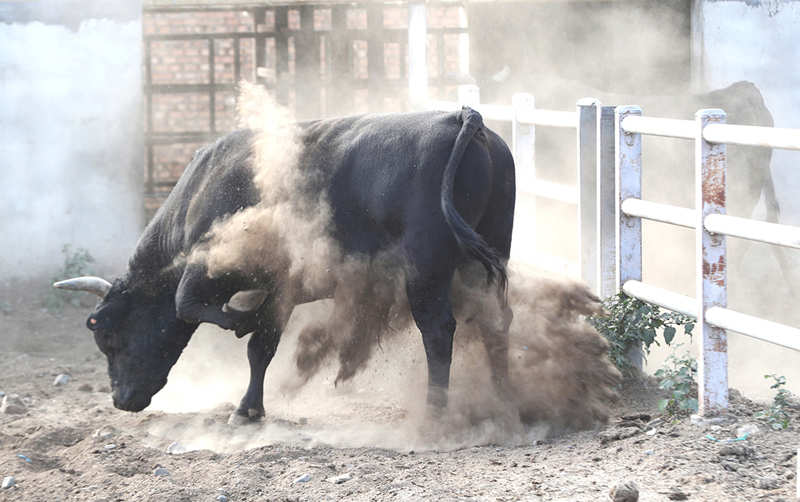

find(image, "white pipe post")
[577,98,600,295]
[696,108,729,416]
[598,105,617,299]
[513,93,536,253]
[457,84,480,107]
[616,105,643,370]
[407,1,428,109]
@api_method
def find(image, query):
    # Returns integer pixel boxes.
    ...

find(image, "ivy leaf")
[663,326,676,345]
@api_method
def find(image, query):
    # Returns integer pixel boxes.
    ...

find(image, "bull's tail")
[440,107,507,291]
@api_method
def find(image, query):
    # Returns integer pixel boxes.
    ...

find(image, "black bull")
[56,108,517,420]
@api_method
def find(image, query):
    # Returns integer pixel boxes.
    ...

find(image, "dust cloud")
[150,84,620,451]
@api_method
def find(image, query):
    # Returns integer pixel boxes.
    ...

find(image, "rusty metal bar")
[275,6,290,105]
[208,38,216,134]
[615,105,643,370]
[407,1,428,108]
[366,3,385,111]
[696,108,728,416]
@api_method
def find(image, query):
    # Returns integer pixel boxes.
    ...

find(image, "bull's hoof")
[227,407,264,426]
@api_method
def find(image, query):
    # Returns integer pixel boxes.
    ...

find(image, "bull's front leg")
[229,327,281,424]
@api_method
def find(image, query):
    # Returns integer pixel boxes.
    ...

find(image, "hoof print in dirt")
[1,394,27,414]
[77,383,92,392]
[609,480,638,502]
[598,426,640,443]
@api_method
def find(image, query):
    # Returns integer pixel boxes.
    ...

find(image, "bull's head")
[54,276,198,411]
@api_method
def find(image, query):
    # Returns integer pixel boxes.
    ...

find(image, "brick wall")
[143,3,466,218]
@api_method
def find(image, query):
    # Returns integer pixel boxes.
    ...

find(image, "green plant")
[44,244,95,311]
[756,374,791,430]
[654,350,698,417]
[588,292,695,375]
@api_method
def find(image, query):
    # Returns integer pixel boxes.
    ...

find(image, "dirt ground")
[1,280,798,502]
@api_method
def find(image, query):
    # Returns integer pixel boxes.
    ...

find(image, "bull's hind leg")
[453,265,513,398]
[406,271,457,409]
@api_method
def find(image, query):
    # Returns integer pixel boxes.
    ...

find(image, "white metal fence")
[427,84,800,418]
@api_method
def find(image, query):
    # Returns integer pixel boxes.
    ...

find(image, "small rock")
[166,441,187,455]
[645,428,657,436]
[78,383,92,392]
[293,473,312,484]
[721,461,738,472]
[609,480,638,502]
[736,423,759,438]
[599,427,640,443]
[326,473,352,484]
[153,467,170,477]
[756,477,780,490]
[1,394,26,414]
[1,476,15,489]
[667,489,689,500]
[53,374,71,386]
[216,496,228,502]
[103,444,116,450]
[92,425,117,441]
[718,445,753,458]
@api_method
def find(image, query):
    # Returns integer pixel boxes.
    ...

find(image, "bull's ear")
[223,289,268,313]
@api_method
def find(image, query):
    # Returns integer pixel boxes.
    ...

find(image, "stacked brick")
[143,3,465,219]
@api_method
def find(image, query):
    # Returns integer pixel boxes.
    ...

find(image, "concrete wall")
[0,1,143,277]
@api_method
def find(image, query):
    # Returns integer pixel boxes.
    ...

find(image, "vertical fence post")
[512,93,536,254]
[696,108,729,416]
[408,1,428,109]
[615,105,643,370]
[457,84,480,107]
[577,98,599,295]
[598,105,617,299]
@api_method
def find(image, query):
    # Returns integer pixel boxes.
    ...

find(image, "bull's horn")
[53,276,112,298]
[223,289,268,313]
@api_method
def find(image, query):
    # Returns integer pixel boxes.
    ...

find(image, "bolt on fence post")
[577,98,600,295]
[598,105,617,299]
[696,108,729,416]
[615,105,643,370]
[512,93,536,255]
[457,84,480,107]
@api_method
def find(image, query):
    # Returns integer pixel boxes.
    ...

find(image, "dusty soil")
[1,281,798,502]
